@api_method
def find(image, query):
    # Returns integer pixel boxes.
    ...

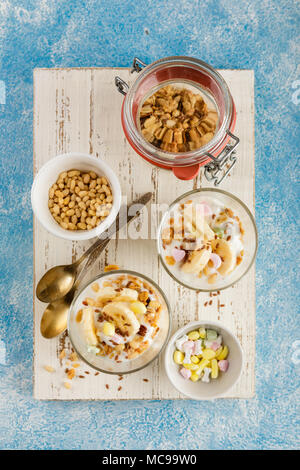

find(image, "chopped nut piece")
[44,365,55,373]
[59,349,66,360]
[67,368,76,380]
[138,291,149,303]
[69,352,78,362]
[165,255,176,266]
[104,264,120,272]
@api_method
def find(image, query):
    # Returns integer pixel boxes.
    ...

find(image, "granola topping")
[75,273,164,363]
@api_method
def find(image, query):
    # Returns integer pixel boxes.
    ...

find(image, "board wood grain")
[33,68,255,400]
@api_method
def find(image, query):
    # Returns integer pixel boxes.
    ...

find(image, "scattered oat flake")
[64,382,71,389]
[84,371,90,374]
[67,369,76,380]
[79,375,85,378]
[94,372,99,376]
[59,349,66,360]
[209,300,213,305]
[118,386,122,391]
[105,384,109,389]
[44,365,55,373]
[72,363,80,368]
[118,376,123,381]
[104,264,119,272]
[204,301,208,307]
[143,379,149,382]
[220,304,225,307]
[69,352,78,361]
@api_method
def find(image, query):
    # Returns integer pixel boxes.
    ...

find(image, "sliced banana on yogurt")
[81,307,98,346]
[181,247,212,274]
[184,206,215,241]
[115,288,139,302]
[97,286,117,302]
[211,238,235,275]
[102,301,140,339]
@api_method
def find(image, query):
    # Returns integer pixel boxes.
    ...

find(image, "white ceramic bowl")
[31,153,122,241]
[164,320,243,400]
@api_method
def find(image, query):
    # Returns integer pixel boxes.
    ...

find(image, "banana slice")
[97,286,117,302]
[102,301,140,338]
[202,222,215,241]
[184,206,214,241]
[115,288,139,302]
[211,239,235,275]
[81,307,98,346]
[181,247,211,274]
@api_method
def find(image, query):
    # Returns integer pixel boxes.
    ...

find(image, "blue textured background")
[0,0,299,450]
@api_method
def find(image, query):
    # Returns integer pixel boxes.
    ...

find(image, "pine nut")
[48,169,113,231]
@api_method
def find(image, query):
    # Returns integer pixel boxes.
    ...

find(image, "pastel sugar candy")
[211,341,220,351]
[193,340,203,355]
[180,367,191,380]
[175,335,188,352]
[201,367,211,383]
[218,360,229,372]
[182,340,194,364]
[182,340,194,352]
[172,247,186,262]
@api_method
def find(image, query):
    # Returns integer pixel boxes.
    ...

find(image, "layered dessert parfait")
[74,273,164,363]
[160,195,245,288]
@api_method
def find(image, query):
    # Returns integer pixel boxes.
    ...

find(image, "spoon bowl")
[40,290,75,338]
[36,264,78,303]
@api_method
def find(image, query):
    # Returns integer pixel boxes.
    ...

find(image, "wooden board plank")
[33,68,255,400]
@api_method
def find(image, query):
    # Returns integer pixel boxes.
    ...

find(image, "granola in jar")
[139,83,218,153]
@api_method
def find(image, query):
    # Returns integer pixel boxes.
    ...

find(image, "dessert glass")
[157,188,257,291]
[68,270,171,374]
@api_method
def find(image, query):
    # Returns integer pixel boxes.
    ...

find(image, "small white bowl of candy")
[164,321,243,400]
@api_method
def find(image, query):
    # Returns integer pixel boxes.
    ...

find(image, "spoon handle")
[74,192,153,271]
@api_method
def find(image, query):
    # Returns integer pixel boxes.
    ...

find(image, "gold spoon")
[40,192,152,338]
[40,287,77,339]
[36,192,152,303]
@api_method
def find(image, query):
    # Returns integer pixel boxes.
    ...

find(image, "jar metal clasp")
[115,57,146,95]
[204,131,239,186]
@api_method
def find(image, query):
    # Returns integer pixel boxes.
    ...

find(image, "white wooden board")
[33,67,255,400]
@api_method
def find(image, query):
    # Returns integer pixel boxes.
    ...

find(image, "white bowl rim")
[31,152,122,241]
[164,320,244,400]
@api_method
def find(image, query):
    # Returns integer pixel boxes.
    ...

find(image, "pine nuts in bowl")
[31,153,122,241]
